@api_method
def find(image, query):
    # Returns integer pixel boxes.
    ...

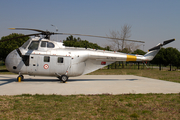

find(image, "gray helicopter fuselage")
[2,28,175,82]
[5,37,160,78]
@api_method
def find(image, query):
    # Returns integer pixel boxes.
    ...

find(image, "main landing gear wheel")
[17,75,24,82]
[60,75,68,83]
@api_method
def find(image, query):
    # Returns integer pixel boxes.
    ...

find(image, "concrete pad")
[0,75,180,95]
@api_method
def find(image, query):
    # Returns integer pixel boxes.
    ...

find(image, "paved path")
[0,75,180,95]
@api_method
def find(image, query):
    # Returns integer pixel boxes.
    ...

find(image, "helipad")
[0,75,180,95]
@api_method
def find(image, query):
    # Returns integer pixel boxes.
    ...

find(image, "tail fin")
[143,49,160,61]
[143,39,175,61]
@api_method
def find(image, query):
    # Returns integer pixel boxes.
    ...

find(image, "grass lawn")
[0,65,180,119]
[0,65,15,75]
[0,94,180,119]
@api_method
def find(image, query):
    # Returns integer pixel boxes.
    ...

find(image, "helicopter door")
[27,55,39,75]
[54,56,71,75]
[48,56,57,74]
[36,55,51,75]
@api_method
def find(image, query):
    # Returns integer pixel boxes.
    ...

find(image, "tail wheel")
[20,75,24,80]
[17,75,24,82]
[60,75,68,83]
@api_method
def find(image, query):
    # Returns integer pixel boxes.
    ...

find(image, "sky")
[0,0,179,51]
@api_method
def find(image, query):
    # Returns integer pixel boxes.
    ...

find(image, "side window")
[57,57,63,63]
[47,42,55,48]
[41,41,47,47]
[28,41,39,50]
[44,56,50,62]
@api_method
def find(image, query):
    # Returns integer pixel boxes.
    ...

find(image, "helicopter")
[0,28,175,83]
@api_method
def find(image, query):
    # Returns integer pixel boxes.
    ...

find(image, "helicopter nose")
[5,49,22,73]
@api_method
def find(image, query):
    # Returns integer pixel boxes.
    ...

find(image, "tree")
[151,47,180,71]
[0,33,30,61]
[120,24,131,50]
[108,24,140,68]
[63,35,106,50]
[176,52,180,69]
[119,48,130,53]
[132,49,146,55]
[164,47,179,71]
[108,24,140,52]
[150,48,166,70]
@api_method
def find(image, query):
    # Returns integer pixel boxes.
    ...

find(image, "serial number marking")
[107,57,116,59]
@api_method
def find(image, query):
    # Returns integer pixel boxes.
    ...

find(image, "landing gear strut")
[17,75,24,82]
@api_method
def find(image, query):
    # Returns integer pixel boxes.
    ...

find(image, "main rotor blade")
[8,28,145,43]
[0,33,40,42]
[55,33,145,43]
[9,28,46,33]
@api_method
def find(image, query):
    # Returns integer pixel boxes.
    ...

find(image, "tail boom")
[127,38,175,62]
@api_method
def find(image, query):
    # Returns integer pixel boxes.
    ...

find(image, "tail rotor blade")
[163,39,175,46]
[148,38,175,51]
[148,45,161,51]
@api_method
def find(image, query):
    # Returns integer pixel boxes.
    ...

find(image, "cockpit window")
[41,41,46,47]
[28,41,39,50]
[47,42,55,48]
[40,41,55,48]
[21,39,31,49]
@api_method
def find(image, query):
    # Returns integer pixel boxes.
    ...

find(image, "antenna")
[51,24,58,41]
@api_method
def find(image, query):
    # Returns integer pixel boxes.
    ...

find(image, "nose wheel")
[17,75,24,82]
